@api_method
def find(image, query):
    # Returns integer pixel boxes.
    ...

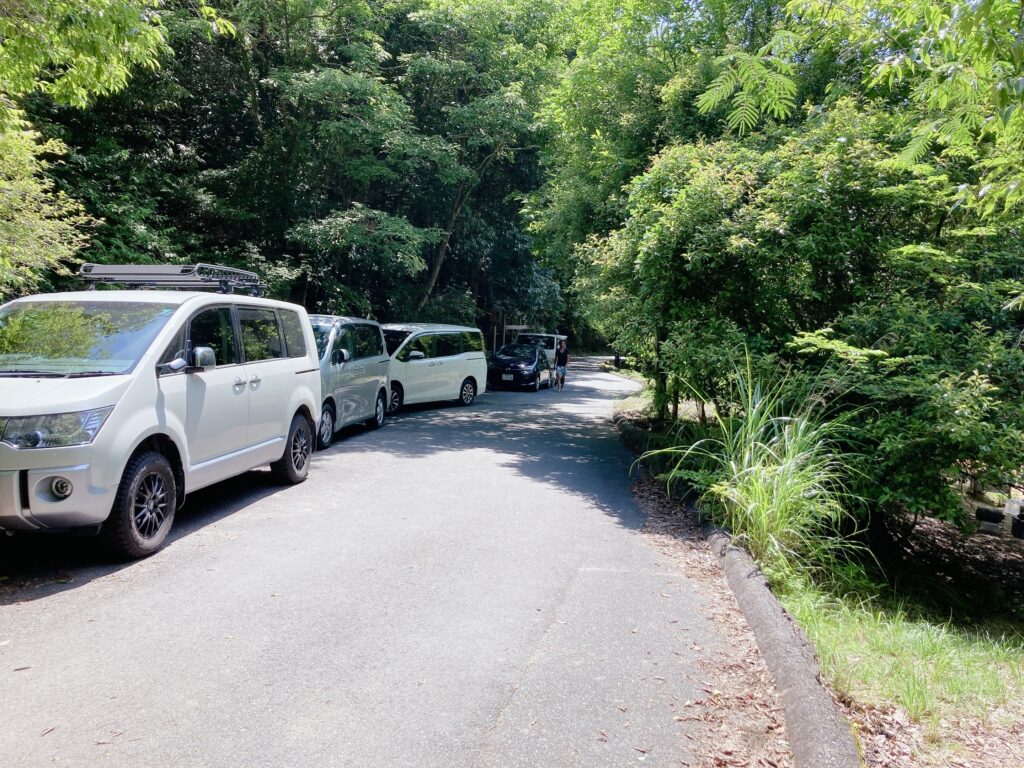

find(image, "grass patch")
[784,587,1024,734]
[614,384,654,416]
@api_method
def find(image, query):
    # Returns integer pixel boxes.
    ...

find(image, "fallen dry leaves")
[633,478,793,768]
[633,476,1024,768]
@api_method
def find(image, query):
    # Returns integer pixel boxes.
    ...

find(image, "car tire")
[318,403,335,450]
[101,451,177,559]
[271,413,313,485]
[532,374,541,392]
[458,377,476,406]
[366,390,386,429]
[388,383,404,414]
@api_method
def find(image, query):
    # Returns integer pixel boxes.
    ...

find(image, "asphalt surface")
[0,360,718,767]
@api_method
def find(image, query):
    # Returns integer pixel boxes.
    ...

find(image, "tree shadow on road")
[330,368,646,533]
[0,470,290,605]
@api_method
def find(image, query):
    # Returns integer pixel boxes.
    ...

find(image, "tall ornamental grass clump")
[648,358,863,589]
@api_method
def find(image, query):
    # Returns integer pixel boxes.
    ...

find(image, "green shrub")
[649,355,863,588]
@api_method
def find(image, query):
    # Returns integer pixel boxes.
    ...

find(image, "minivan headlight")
[0,408,114,449]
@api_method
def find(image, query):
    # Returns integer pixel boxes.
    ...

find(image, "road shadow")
[0,470,288,605]
[339,363,646,533]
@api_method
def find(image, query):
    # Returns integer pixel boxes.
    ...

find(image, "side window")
[188,307,239,366]
[333,326,355,362]
[398,334,434,361]
[158,326,186,367]
[435,333,462,358]
[279,310,307,358]
[238,307,283,362]
[353,325,383,359]
[462,331,483,353]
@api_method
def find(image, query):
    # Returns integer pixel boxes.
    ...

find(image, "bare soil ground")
[878,514,1024,622]
[633,478,793,768]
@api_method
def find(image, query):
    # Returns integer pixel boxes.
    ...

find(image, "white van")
[382,324,487,411]
[514,332,567,365]
[309,315,390,449]
[0,264,320,558]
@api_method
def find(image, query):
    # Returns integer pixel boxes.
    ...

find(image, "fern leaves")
[697,51,798,135]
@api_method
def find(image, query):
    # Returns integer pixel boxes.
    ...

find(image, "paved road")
[0,361,717,767]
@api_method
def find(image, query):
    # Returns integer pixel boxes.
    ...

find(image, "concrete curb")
[613,412,862,768]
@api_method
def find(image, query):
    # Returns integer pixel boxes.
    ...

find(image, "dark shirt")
[555,348,569,367]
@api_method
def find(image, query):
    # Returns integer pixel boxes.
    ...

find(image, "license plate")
[502,374,513,381]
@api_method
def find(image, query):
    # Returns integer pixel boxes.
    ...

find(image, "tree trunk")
[415,152,498,312]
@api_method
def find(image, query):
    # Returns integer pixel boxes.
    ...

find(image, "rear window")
[354,324,383,358]
[279,310,307,358]
[238,308,283,362]
[462,331,484,352]
[435,332,462,358]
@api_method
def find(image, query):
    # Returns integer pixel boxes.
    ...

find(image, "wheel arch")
[127,433,186,509]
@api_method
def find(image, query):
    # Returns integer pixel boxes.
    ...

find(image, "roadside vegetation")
[632,359,1024,758]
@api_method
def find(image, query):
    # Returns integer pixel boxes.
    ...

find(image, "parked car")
[487,343,553,391]
[0,264,320,559]
[310,315,389,449]
[382,324,487,411]
[513,332,567,365]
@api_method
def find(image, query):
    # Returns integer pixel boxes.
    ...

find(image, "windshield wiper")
[0,370,67,378]
[62,371,121,378]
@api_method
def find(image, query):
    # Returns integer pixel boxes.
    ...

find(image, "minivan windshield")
[0,300,177,376]
[384,329,412,356]
[497,344,537,359]
[312,322,334,359]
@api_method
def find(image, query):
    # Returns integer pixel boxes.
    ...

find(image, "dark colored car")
[487,344,553,391]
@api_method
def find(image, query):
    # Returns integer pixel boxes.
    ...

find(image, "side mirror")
[407,350,425,361]
[159,357,188,375]
[331,348,350,365]
[191,346,216,370]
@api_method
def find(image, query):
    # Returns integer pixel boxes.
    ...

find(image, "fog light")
[50,477,73,500]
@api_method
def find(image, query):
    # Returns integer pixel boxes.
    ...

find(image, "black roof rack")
[79,263,262,295]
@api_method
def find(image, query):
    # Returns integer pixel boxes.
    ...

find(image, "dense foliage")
[536,1,1024,527]
[4,0,1024,526]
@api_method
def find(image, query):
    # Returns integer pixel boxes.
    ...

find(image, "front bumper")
[488,369,538,388]
[0,446,116,531]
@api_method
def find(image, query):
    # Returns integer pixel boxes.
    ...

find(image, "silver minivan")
[310,315,390,449]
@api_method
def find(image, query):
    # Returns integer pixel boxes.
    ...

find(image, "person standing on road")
[554,339,569,391]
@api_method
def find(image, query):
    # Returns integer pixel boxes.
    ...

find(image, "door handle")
[233,377,245,388]
[250,375,262,385]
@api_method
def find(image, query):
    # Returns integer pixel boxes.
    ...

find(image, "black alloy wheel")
[102,451,177,559]
[271,413,313,484]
